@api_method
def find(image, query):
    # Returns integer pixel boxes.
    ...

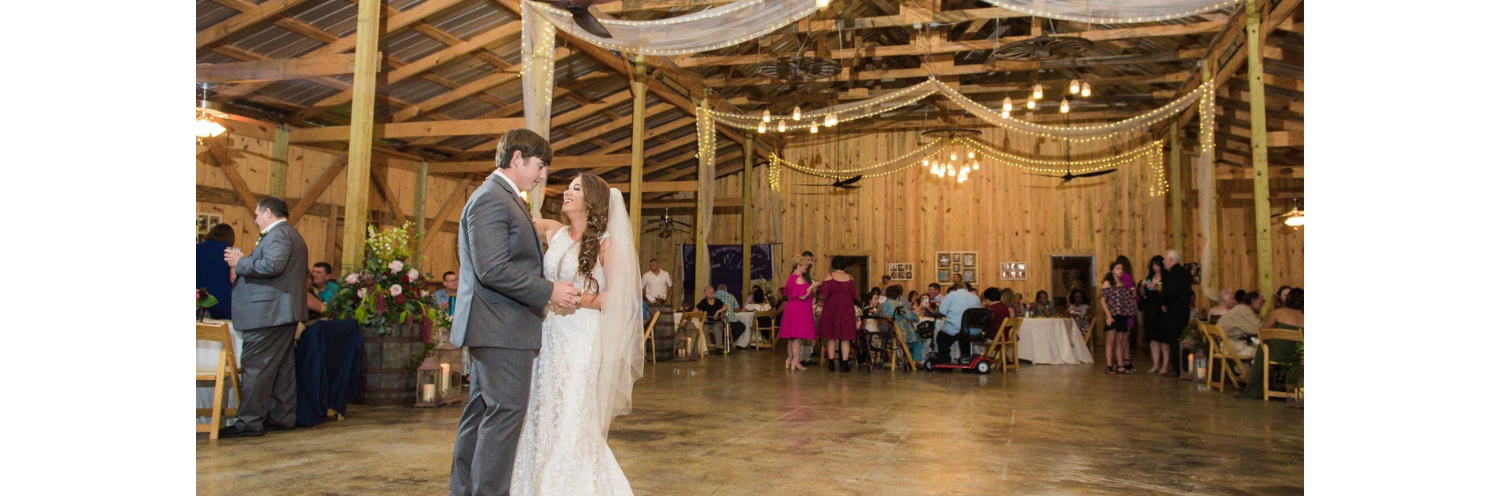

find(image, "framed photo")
[938,253,951,266]
[1000,261,1027,281]
[963,254,976,268]
[889,263,914,281]
[197,212,222,235]
[938,269,951,283]
[963,269,976,283]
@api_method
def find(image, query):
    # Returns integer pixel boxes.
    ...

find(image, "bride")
[512,173,644,496]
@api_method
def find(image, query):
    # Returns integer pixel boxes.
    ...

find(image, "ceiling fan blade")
[568,8,613,38]
[1025,172,1065,178]
[1072,169,1119,179]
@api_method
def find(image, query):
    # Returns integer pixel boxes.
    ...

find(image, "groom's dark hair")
[256,197,289,219]
[495,128,553,169]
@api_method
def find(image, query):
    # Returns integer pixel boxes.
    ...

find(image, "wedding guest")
[801,250,816,279]
[1160,250,1194,377]
[905,290,918,309]
[695,286,729,350]
[1114,255,1138,335]
[1273,285,1293,309]
[926,283,944,309]
[715,283,739,313]
[1066,289,1091,337]
[641,259,672,305]
[196,223,236,320]
[1032,290,1057,317]
[874,285,917,360]
[1207,289,1237,323]
[221,197,308,437]
[310,262,340,305]
[1000,288,1023,318]
[1139,256,1166,374]
[304,272,326,316]
[1263,288,1304,329]
[881,275,895,291]
[934,282,981,364]
[818,256,861,372]
[1219,291,1264,359]
[1100,263,1138,375]
[981,287,1011,341]
[778,256,819,370]
[1242,288,1304,399]
[775,287,788,311]
[432,271,459,315]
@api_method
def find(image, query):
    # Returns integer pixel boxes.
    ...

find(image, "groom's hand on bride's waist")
[550,282,582,309]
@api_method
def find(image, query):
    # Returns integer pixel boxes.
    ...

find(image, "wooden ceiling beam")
[197,0,314,49]
[197,54,357,84]
[426,153,636,174]
[289,118,525,143]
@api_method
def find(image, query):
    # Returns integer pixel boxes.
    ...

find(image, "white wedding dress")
[510,226,634,496]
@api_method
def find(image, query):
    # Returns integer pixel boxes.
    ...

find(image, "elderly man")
[714,283,739,314]
[221,196,308,438]
[1161,249,1194,376]
[934,282,981,364]
[432,271,459,315]
[1218,291,1264,359]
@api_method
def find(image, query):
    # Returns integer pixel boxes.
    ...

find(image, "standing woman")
[778,256,820,370]
[1139,255,1166,374]
[817,256,860,372]
[1100,263,1138,375]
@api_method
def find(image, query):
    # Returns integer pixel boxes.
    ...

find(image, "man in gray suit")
[221,196,308,438]
[450,129,581,496]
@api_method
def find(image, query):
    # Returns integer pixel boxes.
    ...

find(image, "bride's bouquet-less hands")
[326,223,451,338]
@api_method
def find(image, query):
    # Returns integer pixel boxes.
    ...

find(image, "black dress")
[1140,278,1167,343]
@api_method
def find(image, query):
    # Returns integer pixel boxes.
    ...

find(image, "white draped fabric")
[1195,80,1220,301]
[521,10,555,216]
[525,0,821,56]
[980,0,1240,23]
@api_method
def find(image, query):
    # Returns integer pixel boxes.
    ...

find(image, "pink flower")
[345,273,359,285]
[356,288,367,299]
[389,260,404,273]
[390,284,403,296]
[408,268,420,281]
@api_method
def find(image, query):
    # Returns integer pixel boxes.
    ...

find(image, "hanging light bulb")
[196,115,226,138]
[1001,109,1011,119]
[777,120,787,132]
[792,106,802,121]
[757,121,767,134]
[922,158,930,167]
[816,0,830,8]
[823,113,835,127]
[1069,79,1081,94]
[1060,98,1071,114]
[960,165,971,175]
[809,122,818,134]
[1002,97,1013,112]
[1026,98,1036,110]
[762,109,771,122]
[947,164,956,176]
[1081,82,1092,98]
[967,150,975,160]
[949,151,958,161]
[1032,84,1043,99]
[971,160,980,171]
[827,113,838,126]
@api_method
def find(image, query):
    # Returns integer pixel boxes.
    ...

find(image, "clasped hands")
[551,281,583,309]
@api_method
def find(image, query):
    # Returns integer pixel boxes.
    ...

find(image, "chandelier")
[1001,77,1091,118]
[921,128,982,184]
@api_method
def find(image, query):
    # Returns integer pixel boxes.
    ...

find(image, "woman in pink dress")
[778,256,820,370]
[817,256,861,372]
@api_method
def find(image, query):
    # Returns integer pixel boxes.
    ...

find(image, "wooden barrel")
[359,323,424,406]
[648,305,678,362]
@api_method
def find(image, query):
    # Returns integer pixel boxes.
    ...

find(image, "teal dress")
[1240,323,1302,399]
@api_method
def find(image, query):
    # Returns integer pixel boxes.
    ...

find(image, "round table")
[1016,318,1094,365]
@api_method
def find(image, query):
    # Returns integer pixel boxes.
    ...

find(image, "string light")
[525,1,822,56]
[967,150,975,160]
[958,137,1163,174]
[1070,79,1081,95]
[993,0,1241,25]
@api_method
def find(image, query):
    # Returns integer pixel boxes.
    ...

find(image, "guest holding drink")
[432,271,459,316]
[1139,256,1166,373]
[1032,290,1057,317]
[778,256,819,371]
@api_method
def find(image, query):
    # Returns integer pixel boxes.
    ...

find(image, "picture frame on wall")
[938,253,951,266]
[938,269,951,283]
[963,269,976,283]
[888,263,914,281]
[963,254,976,267]
[999,261,1028,281]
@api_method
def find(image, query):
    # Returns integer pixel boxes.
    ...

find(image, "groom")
[451,128,582,496]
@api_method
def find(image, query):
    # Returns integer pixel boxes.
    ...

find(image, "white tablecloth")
[1016,318,1094,365]
[674,311,757,352]
[196,319,244,423]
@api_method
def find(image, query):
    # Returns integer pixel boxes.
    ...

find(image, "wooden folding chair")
[644,311,661,363]
[1259,328,1304,401]
[750,310,779,350]
[1083,313,1101,355]
[679,311,708,357]
[1202,323,1250,392]
[197,322,242,440]
[984,317,1022,372]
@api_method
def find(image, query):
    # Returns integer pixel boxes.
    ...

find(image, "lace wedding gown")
[510,226,633,496]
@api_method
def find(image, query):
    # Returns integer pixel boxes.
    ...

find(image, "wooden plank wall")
[196,132,470,278]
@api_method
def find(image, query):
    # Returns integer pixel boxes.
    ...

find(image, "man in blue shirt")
[935,282,980,364]
[714,283,739,313]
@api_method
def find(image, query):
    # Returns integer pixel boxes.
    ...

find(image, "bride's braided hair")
[575,173,610,295]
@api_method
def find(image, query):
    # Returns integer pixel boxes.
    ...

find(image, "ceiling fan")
[642,209,694,238]
[795,175,862,190]
[1274,198,1305,226]
[1024,115,1117,184]
[532,0,620,39]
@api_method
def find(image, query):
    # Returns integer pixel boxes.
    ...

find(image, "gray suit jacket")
[231,221,309,331]
[451,173,553,349]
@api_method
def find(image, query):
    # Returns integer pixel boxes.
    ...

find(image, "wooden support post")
[325,208,340,270]
[1200,62,1220,302]
[1246,0,1274,317]
[269,125,289,198]
[339,0,381,275]
[1168,121,1182,252]
[630,54,646,247]
[741,133,755,296]
[694,98,712,298]
[413,162,428,271]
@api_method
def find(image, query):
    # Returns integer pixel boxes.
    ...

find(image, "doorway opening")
[834,255,870,295]
[1050,255,1095,309]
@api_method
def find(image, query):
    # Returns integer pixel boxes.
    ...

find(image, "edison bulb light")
[950,151,958,161]
[792,106,802,121]
[1069,79,1081,94]
[1060,98,1071,113]
[1002,97,1013,112]
[1081,82,1092,98]
[971,161,980,171]
[777,120,787,132]
[809,122,818,134]
[1026,98,1036,110]
[1001,109,1011,119]
[816,0,829,8]
[762,109,771,122]
[967,150,975,159]
[1032,84,1043,99]
[757,121,767,133]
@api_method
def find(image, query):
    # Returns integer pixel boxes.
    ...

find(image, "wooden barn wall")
[195,132,472,280]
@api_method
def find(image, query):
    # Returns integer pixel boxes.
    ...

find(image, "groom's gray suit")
[450,172,554,496]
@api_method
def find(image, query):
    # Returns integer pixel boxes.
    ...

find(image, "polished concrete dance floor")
[197,349,1303,495]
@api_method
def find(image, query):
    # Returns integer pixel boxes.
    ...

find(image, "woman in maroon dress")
[817,256,861,372]
[778,256,820,371]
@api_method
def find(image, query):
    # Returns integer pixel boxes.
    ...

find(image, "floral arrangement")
[326,223,452,337]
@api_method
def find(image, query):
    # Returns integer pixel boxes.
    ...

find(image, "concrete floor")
[197,349,1303,495]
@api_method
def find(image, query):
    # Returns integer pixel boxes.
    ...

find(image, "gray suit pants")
[450,347,536,496]
[237,323,298,430]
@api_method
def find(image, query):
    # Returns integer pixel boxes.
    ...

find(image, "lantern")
[416,342,465,407]
[415,356,440,407]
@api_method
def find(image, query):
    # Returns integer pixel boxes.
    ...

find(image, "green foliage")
[325,222,448,337]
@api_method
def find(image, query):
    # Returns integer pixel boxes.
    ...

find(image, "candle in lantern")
[439,363,451,392]
[423,384,436,402]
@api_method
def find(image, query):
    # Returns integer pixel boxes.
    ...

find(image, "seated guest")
[981,287,1011,341]
[934,282,981,364]
[432,271,459,316]
[696,286,729,348]
[1273,285,1293,309]
[904,290,918,309]
[775,287,788,311]
[310,262,340,305]
[876,285,920,359]
[925,283,944,310]
[1218,291,1265,359]
[1000,288,1023,318]
[1262,288,1304,330]
[305,272,326,316]
[1207,289,1236,323]
[743,287,772,312]
[1241,288,1304,399]
[196,223,236,320]
[1066,289,1091,337]
[714,283,740,313]
[1032,290,1057,317]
